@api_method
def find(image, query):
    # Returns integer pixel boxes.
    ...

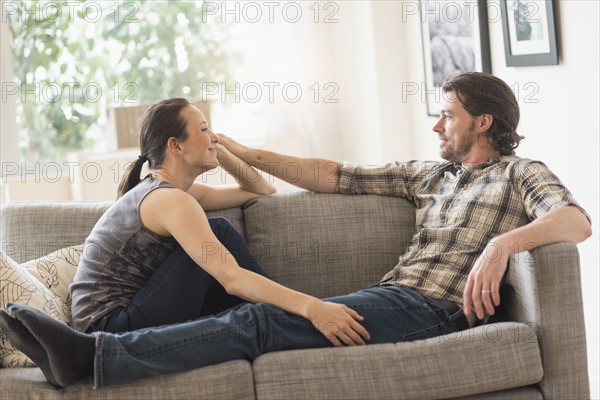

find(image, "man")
[0,72,591,389]
[218,72,591,324]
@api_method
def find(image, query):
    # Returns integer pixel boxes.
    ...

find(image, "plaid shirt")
[336,155,590,305]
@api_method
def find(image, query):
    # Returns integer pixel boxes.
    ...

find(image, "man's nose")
[432,115,446,133]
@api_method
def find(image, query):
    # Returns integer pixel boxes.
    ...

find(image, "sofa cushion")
[457,387,542,399]
[0,359,256,399]
[243,191,416,298]
[0,251,69,367]
[253,322,543,400]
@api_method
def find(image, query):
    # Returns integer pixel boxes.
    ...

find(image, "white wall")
[401,1,599,396]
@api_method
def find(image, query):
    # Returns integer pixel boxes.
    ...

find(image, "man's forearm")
[492,206,592,257]
[232,146,339,193]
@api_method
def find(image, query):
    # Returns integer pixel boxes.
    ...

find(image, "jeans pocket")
[403,320,451,341]
[401,301,454,341]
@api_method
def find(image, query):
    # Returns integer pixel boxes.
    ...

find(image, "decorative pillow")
[0,245,83,368]
[21,244,84,321]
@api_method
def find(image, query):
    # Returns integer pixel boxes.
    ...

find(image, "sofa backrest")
[1,192,417,296]
[0,201,245,264]
[243,191,416,298]
[1,201,113,263]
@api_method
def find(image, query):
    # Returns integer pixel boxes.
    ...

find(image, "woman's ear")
[166,137,183,155]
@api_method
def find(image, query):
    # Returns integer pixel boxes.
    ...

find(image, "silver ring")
[482,289,491,294]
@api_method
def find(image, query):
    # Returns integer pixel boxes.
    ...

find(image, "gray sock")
[0,309,61,388]
[5,303,95,388]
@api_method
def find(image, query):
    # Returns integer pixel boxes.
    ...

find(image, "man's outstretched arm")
[217,134,339,193]
[463,205,592,320]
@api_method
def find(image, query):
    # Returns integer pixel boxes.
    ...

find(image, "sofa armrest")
[502,242,589,399]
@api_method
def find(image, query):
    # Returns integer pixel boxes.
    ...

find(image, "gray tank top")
[70,176,178,332]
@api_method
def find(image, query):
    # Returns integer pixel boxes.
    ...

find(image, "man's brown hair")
[442,72,524,155]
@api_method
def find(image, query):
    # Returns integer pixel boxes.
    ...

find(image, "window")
[3,0,246,162]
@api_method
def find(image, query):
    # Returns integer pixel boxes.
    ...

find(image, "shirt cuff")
[335,161,357,194]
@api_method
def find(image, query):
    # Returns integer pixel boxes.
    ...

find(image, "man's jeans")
[93,285,463,388]
[88,217,268,333]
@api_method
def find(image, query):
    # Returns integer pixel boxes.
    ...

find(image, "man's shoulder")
[497,155,552,175]
[490,156,565,189]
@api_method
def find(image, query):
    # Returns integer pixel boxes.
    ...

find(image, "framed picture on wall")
[420,0,491,116]
[501,0,558,67]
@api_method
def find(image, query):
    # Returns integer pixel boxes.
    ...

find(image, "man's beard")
[440,120,477,163]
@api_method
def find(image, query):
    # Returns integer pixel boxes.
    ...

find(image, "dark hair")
[442,72,524,155]
[117,98,191,197]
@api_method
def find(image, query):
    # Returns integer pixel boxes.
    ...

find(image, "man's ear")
[478,113,494,133]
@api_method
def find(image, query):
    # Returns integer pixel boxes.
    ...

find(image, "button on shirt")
[335,155,590,305]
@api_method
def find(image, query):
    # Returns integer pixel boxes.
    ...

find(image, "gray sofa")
[0,191,590,399]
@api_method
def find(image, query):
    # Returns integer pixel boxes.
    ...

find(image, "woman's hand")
[305,300,370,347]
[213,136,276,196]
[215,143,235,165]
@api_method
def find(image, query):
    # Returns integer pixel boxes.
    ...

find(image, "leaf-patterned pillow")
[21,244,84,321]
[0,251,68,368]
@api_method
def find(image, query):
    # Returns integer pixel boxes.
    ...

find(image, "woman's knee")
[208,216,235,236]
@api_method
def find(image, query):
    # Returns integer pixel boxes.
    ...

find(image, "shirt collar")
[455,156,502,171]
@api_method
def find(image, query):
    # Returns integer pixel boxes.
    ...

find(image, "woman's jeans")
[88,217,268,333]
[93,285,463,388]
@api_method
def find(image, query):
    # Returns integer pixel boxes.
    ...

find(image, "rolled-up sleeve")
[335,160,437,199]
[517,160,591,224]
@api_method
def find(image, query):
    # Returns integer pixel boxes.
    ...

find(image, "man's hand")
[305,300,370,347]
[463,241,510,320]
[463,206,591,322]
[216,133,339,193]
[216,133,251,160]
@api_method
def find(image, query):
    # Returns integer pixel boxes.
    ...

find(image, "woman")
[70,98,275,334]
[70,98,367,347]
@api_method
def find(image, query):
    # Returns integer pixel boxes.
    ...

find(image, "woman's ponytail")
[117,155,147,198]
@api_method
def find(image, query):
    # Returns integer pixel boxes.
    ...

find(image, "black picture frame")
[420,0,491,116]
[500,0,558,67]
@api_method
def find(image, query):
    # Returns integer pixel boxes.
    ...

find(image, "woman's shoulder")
[141,184,195,210]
